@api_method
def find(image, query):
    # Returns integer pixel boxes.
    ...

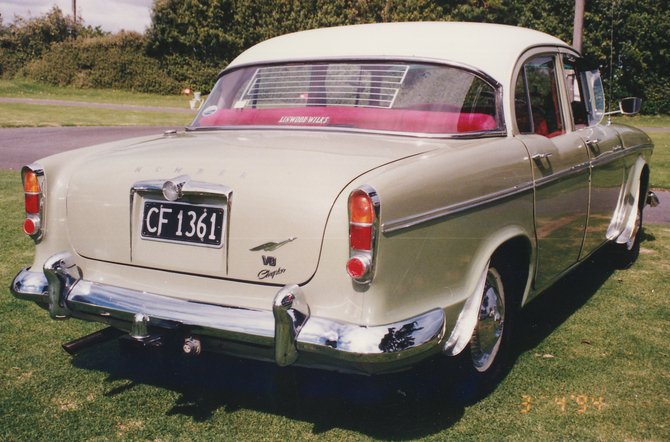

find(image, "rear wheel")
[460,263,517,396]
[469,267,506,373]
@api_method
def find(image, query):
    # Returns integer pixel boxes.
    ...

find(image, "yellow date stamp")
[520,394,604,413]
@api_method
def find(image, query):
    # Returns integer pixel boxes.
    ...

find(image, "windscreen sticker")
[278,116,330,124]
[202,105,218,116]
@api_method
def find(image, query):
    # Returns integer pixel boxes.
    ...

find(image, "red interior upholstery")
[199,107,496,134]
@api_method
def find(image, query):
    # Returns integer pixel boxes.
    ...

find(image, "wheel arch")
[443,231,533,357]
[489,235,533,310]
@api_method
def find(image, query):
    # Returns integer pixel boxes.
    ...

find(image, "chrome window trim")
[185,124,508,140]
[218,56,503,90]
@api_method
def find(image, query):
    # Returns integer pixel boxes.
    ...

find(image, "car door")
[561,54,626,257]
[514,52,591,290]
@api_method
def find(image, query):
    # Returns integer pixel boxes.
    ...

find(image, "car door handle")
[586,139,601,154]
[532,152,553,160]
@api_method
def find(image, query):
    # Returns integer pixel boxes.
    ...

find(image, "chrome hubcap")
[470,272,505,372]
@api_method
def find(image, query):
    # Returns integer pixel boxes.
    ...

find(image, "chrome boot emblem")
[250,237,297,252]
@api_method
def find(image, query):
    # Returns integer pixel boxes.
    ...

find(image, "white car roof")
[227,22,573,85]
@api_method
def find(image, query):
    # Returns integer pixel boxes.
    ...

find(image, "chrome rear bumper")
[11,252,446,375]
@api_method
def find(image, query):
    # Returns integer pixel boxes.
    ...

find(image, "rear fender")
[444,228,533,356]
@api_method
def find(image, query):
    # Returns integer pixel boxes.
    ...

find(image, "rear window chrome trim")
[185,124,508,140]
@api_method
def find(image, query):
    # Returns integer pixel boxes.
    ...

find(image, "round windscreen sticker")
[202,106,218,116]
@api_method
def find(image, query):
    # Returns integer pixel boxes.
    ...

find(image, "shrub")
[25,32,182,94]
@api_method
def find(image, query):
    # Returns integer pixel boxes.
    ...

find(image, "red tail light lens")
[23,170,41,214]
[349,190,375,251]
[347,186,379,284]
[23,217,39,236]
[21,165,44,239]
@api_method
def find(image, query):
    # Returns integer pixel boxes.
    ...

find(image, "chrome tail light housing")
[347,185,380,284]
[21,164,46,240]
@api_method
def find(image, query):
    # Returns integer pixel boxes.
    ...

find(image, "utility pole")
[72,0,76,25]
[573,0,585,52]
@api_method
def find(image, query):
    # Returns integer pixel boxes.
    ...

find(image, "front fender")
[611,156,649,246]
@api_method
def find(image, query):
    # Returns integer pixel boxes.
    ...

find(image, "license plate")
[141,200,225,248]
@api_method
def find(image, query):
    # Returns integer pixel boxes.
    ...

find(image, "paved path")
[0,126,183,170]
[0,97,198,114]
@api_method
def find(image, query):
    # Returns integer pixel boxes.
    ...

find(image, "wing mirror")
[619,97,642,115]
[606,97,642,116]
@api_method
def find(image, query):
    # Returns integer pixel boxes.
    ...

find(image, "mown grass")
[611,114,670,129]
[1,169,669,441]
[647,131,670,189]
[0,102,194,128]
[0,79,192,109]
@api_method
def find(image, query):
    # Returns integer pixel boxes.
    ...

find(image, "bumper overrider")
[11,252,446,375]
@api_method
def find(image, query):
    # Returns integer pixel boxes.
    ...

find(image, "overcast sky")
[0,0,155,34]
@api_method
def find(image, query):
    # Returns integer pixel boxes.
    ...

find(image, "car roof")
[227,22,573,84]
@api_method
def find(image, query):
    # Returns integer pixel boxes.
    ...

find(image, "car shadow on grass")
[513,230,654,355]
[68,232,653,440]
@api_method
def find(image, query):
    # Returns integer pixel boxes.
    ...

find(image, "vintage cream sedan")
[12,22,657,388]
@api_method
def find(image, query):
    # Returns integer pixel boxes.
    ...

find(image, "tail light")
[21,165,45,239]
[347,186,380,283]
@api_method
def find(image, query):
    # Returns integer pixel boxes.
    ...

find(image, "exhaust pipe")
[62,327,126,355]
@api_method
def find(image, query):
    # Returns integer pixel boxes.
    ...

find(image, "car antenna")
[607,0,615,125]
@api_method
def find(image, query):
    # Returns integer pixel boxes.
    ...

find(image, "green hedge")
[2,1,669,112]
[24,31,181,94]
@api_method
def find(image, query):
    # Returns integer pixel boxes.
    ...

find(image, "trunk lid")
[67,130,439,284]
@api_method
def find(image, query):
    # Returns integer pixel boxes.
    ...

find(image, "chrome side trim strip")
[381,182,535,233]
[381,142,644,234]
[533,162,591,188]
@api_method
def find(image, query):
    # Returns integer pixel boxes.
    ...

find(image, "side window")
[563,55,605,128]
[515,56,565,138]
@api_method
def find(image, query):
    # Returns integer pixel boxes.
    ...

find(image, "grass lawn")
[0,102,194,128]
[648,131,670,189]
[0,79,196,127]
[0,79,192,109]
[1,167,669,441]
[612,114,670,129]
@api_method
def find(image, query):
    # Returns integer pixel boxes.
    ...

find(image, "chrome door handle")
[586,139,601,145]
[532,152,553,160]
